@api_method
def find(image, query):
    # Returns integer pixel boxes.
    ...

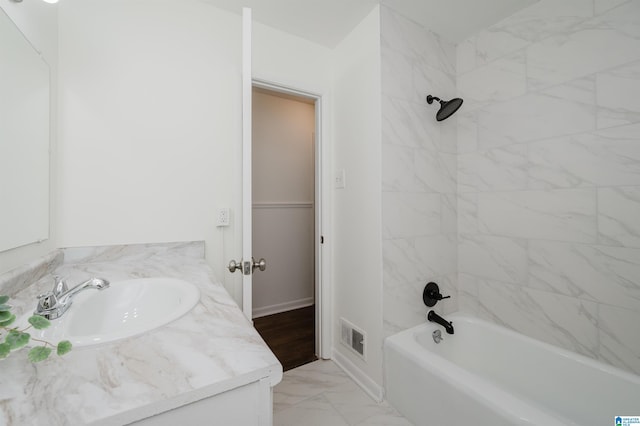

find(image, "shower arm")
[426,95,441,104]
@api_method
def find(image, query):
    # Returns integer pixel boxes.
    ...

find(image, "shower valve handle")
[423,282,450,307]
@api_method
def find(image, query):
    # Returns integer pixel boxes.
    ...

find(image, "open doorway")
[251,85,318,371]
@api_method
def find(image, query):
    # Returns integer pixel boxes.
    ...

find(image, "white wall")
[57,0,337,308]
[332,6,384,389]
[57,0,242,297]
[457,0,640,375]
[0,0,57,276]
[380,6,458,338]
[252,90,315,317]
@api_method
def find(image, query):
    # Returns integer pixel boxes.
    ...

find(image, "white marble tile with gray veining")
[61,241,205,264]
[595,0,631,16]
[0,249,62,296]
[413,60,456,107]
[457,192,479,234]
[459,233,528,284]
[542,74,596,105]
[274,360,411,426]
[382,192,441,239]
[322,377,403,425]
[382,144,420,192]
[383,238,433,286]
[529,124,640,189]
[414,234,457,278]
[598,304,640,374]
[457,51,526,109]
[528,240,640,310]
[456,109,478,154]
[384,277,429,329]
[477,80,595,150]
[527,1,640,90]
[475,0,594,68]
[476,279,600,359]
[432,274,459,316]
[381,47,415,101]
[382,95,439,150]
[275,394,350,426]
[474,27,529,69]
[458,273,480,316]
[458,144,528,192]
[383,288,424,338]
[0,242,281,426]
[380,5,455,76]
[273,360,358,412]
[441,193,457,234]
[439,116,458,154]
[380,4,423,57]
[599,186,640,248]
[414,149,457,194]
[456,36,477,75]
[478,188,597,243]
[597,59,640,128]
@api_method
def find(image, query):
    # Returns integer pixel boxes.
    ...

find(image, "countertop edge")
[93,363,282,425]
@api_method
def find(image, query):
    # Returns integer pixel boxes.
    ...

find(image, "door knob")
[228,259,242,273]
[252,257,266,272]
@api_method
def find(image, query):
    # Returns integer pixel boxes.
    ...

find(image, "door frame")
[252,78,330,360]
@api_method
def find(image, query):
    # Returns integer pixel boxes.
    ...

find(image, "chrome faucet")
[34,276,110,320]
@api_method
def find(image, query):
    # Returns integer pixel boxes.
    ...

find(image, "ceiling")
[202,0,538,47]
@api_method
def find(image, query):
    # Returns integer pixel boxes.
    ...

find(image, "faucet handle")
[422,282,450,307]
[52,275,68,296]
[36,291,58,310]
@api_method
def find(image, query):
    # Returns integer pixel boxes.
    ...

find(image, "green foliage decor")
[0,295,72,362]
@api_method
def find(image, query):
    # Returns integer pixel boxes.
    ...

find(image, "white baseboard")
[252,297,314,319]
[332,348,384,402]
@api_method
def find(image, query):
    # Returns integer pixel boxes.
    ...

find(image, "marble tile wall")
[381,6,458,338]
[457,0,640,375]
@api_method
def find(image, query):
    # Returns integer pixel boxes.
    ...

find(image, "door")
[227,8,265,321]
[228,10,326,360]
[251,86,318,370]
[251,87,316,319]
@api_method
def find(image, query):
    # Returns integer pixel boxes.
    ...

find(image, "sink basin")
[27,277,200,347]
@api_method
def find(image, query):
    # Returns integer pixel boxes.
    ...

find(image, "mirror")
[0,7,50,252]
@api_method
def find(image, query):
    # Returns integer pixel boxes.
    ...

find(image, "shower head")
[426,95,463,121]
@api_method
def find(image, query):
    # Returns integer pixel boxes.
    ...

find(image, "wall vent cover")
[339,317,366,360]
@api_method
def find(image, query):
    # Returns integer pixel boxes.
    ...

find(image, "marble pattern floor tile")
[274,360,412,426]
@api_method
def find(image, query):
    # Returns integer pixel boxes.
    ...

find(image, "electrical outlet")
[216,208,230,227]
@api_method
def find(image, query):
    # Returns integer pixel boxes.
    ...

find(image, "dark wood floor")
[253,305,317,372]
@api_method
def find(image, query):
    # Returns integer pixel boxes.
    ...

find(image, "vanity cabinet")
[0,242,282,426]
[131,377,273,426]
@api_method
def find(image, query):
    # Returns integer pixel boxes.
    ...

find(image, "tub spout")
[427,310,454,335]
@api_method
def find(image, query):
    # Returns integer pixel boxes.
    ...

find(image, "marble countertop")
[0,242,282,426]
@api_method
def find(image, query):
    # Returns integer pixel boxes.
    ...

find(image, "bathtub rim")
[384,313,640,426]
[387,313,640,385]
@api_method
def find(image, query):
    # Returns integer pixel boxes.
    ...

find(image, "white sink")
[28,277,200,347]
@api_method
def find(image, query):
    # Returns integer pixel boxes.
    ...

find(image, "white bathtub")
[384,313,640,426]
